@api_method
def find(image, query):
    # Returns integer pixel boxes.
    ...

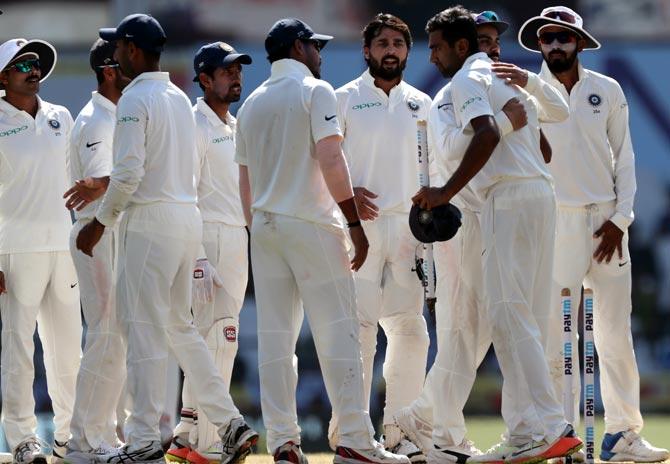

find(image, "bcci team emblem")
[588,94,602,107]
[48,119,61,130]
[219,42,234,53]
[407,100,420,112]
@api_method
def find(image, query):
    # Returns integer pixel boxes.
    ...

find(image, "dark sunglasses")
[11,59,41,73]
[475,10,501,24]
[300,39,322,51]
[543,10,577,24]
[538,31,578,45]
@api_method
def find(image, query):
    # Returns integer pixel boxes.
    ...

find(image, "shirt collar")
[196,97,232,128]
[91,91,116,114]
[361,68,407,102]
[0,95,44,119]
[122,71,170,94]
[269,59,314,81]
[463,52,491,68]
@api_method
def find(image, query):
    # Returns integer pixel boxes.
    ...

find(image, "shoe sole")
[600,454,670,463]
[506,439,583,464]
[12,458,47,464]
[166,453,191,464]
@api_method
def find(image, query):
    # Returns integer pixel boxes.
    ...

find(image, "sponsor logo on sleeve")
[117,116,140,123]
[212,135,233,143]
[0,125,28,137]
[352,102,382,110]
[460,96,483,112]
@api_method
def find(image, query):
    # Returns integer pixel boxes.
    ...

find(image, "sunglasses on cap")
[543,10,577,24]
[96,63,120,69]
[475,10,501,24]
[538,30,579,45]
[9,59,41,73]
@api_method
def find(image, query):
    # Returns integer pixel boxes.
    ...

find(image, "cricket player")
[519,6,669,462]
[330,13,431,460]
[0,38,82,464]
[393,11,571,462]
[413,8,581,463]
[75,14,257,464]
[235,17,409,464]
[166,41,253,464]
[61,38,131,464]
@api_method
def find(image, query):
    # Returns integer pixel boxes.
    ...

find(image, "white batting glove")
[192,258,223,303]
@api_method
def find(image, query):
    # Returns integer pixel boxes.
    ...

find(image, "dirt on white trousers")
[550,201,643,434]
[356,214,429,427]
[174,222,248,451]
[0,251,81,449]
[68,221,126,451]
[117,203,241,447]
[251,211,376,453]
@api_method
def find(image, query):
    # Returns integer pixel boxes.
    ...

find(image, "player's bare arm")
[63,176,110,211]
[412,115,500,209]
[540,130,552,163]
[593,220,624,264]
[315,134,368,270]
[501,97,527,130]
[353,187,379,220]
[0,271,5,294]
[238,165,253,227]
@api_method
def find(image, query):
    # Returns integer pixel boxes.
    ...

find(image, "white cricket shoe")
[219,417,259,464]
[92,442,165,464]
[334,441,411,464]
[64,442,121,464]
[600,431,669,462]
[53,440,69,461]
[12,438,47,464]
[392,407,433,454]
[427,439,482,464]
[387,438,427,464]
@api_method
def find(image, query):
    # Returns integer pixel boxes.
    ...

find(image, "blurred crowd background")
[1,0,670,452]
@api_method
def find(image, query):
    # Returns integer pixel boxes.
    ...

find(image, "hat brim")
[310,32,333,50]
[1,40,57,83]
[518,16,600,53]
[192,53,253,82]
[99,27,120,42]
[478,21,509,35]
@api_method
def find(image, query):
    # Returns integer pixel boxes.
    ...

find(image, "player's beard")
[222,84,242,103]
[542,43,578,73]
[368,54,406,80]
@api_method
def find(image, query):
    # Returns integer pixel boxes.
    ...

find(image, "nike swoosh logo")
[70,283,78,288]
[325,114,336,121]
[438,103,452,110]
[511,443,545,457]
[619,261,628,267]
[86,141,102,148]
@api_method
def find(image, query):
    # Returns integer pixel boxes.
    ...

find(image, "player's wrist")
[337,197,360,224]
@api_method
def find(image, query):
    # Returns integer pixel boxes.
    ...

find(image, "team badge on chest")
[407,100,420,112]
[48,118,61,129]
[587,94,602,107]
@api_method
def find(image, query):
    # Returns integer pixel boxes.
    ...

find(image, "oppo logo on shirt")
[0,125,28,137]
[212,136,233,143]
[118,116,140,123]
[460,96,483,112]
[352,102,382,110]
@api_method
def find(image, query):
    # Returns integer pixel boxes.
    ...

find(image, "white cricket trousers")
[177,222,248,451]
[481,178,566,443]
[0,251,81,448]
[410,208,547,446]
[117,203,240,447]
[551,201,643,434]
[251,212,375,453]
[356,214,428,426]
[68,220,125,451]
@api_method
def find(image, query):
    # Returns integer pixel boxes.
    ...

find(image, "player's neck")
[204,96,230,124]
[553,62,580,94]
[372,74,402,95]
[98,84,122,105]
[3,93,38,117]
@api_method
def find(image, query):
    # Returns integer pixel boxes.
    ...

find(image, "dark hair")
[363,13,412,49]
[197,66,216,92]
[94,68,105,85]
[267,42,293,64]
[425,6,478,55]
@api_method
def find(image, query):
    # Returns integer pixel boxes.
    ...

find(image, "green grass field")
[244,415,670,464]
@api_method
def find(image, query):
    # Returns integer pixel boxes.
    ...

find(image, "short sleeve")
[452,70,494,129]
[310,82,342,144]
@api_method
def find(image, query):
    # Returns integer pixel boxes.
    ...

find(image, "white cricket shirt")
[336,70,432,214]
[234,59,342,227]
[194,98,245,227]
[539,62,636,231]
[69,91,115,221]
[0,96,74,254]
[450,52,551,196]
[96,72,197,227]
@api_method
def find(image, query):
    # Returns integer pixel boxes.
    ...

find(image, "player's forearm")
[238,165,253,227]
[441,125,499,201]
[316,136,355,203]
[526,72,569,123]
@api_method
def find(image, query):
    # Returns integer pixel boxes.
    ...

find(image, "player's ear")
[363,44,370,61]
[577,37,586,53]
[455,38,470,58]
[198,72,212,91]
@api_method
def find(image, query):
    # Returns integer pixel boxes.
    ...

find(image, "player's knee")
[381,313,429,342]
[206,317,239,358]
